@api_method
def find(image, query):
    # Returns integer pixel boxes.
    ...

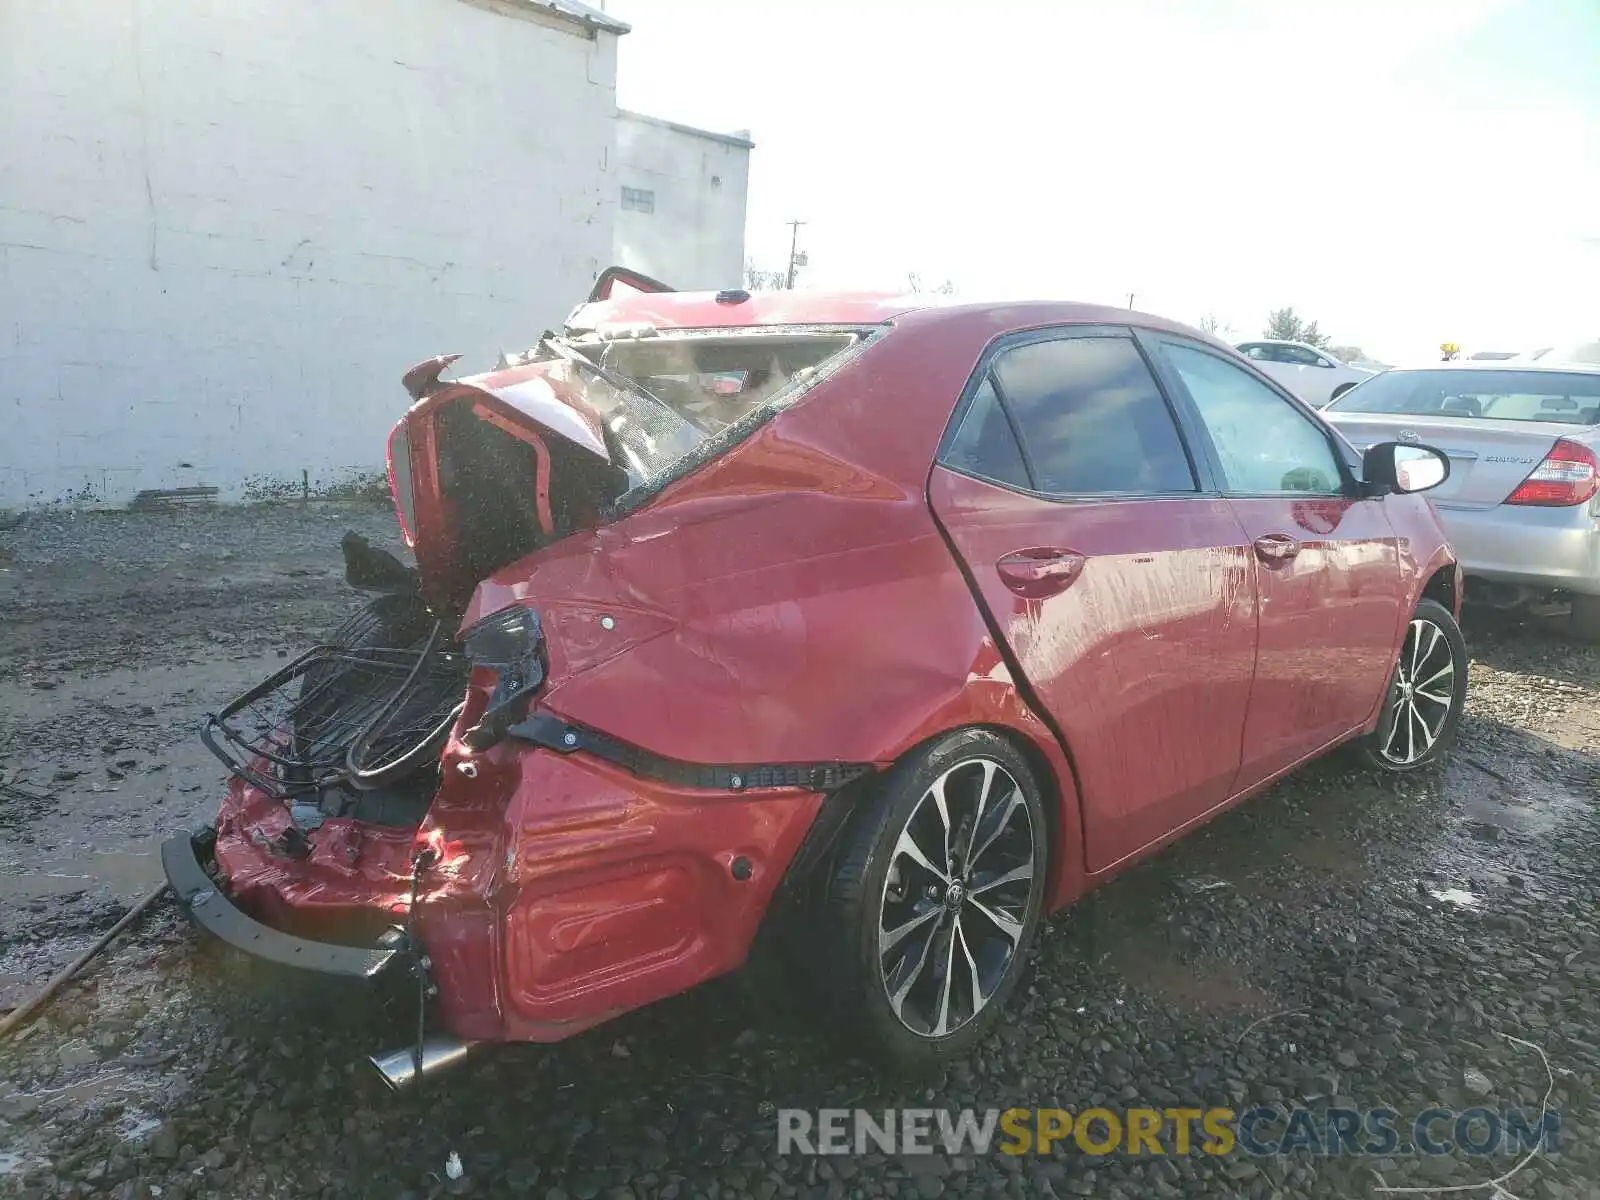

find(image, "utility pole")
[1126,293,1135,309]
[785,219,808,290]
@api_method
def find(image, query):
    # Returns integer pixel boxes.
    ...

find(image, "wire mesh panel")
[345,635,468,788]
[201,601,468,799]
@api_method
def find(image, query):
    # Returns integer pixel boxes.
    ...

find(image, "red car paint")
[931,473,1259,873]
[207,292,1458,1045]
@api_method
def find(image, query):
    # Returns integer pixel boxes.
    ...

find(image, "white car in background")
[1234,340,1379,408]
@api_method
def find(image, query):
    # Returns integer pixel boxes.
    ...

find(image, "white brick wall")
[0,0,621,507]
[613,111,750,293]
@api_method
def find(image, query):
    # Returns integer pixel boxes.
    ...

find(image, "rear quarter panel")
[463,318,1091,907]
[465,317,999,764]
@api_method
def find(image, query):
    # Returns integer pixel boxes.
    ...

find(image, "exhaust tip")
[368,1037,476,1092]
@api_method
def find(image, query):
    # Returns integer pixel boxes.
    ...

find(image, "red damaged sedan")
[164,271,1467,1086]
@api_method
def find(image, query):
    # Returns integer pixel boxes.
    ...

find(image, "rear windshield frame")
[566,325,884,519]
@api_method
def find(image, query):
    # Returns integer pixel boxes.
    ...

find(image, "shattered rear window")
[567,329,874,510]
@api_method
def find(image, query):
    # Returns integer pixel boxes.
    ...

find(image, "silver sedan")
[1322,362,1600,640]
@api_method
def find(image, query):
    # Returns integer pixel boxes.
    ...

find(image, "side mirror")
[1363,441,1449,494]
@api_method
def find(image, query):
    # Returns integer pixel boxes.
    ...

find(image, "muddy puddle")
[0,849,163,902]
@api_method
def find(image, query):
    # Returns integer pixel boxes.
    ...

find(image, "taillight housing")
[459,605,545,751]
[1504,439,1600,507]
[386,419,417,546]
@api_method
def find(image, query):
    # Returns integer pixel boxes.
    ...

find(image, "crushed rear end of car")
[164,283,894,1083]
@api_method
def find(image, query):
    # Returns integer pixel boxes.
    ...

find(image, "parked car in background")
[1323,363,1600,638]
[1235,340,1378,408]
[163,275,1465,1086]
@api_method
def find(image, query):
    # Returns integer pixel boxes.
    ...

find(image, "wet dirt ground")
[2,503,1598,1199]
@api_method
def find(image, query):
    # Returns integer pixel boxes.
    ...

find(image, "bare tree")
[745,260,788,291]
[1199,313,1235,339]
[907,272,956,295]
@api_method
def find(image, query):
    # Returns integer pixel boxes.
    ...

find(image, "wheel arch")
[1362,544,1462,734]
[763,710,1088,934]
[968,721,1069,901]
[1389,501,1461,625]
[1420,560,1462,623]
[1355,590,1469,772]
[876,700,1090,915]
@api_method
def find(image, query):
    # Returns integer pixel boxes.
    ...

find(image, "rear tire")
[323,592,432,651]
[1571,595,1600,643]
[1357,598,1468,772]
[817,729,1049,1064]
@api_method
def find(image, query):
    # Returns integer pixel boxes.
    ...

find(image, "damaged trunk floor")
[3,504,1600,1199]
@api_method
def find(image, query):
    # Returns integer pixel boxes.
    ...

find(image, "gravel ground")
[1,505,1598,1199]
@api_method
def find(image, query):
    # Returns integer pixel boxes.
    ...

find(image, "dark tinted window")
[992,337,1196,495]
[1277,345,1323,366]
[943,376,1030,487]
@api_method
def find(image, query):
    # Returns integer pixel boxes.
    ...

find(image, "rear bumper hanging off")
[161,829,405,979]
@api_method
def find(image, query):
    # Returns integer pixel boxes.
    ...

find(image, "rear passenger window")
[944,377,1030,489]
[993,337,1197,495]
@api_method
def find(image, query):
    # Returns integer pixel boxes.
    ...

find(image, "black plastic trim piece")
[460,606,547,751]
[162,830,402,979]
[506,711,875,793]
[766,781,863,915]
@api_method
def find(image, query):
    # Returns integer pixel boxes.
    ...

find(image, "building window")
[621,186,655,214]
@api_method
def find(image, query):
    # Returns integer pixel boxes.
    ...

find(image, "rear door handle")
[1253,533,1301,564]
[996,548,1086,598]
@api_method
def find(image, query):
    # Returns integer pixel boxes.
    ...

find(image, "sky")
[600,0,1599,363]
